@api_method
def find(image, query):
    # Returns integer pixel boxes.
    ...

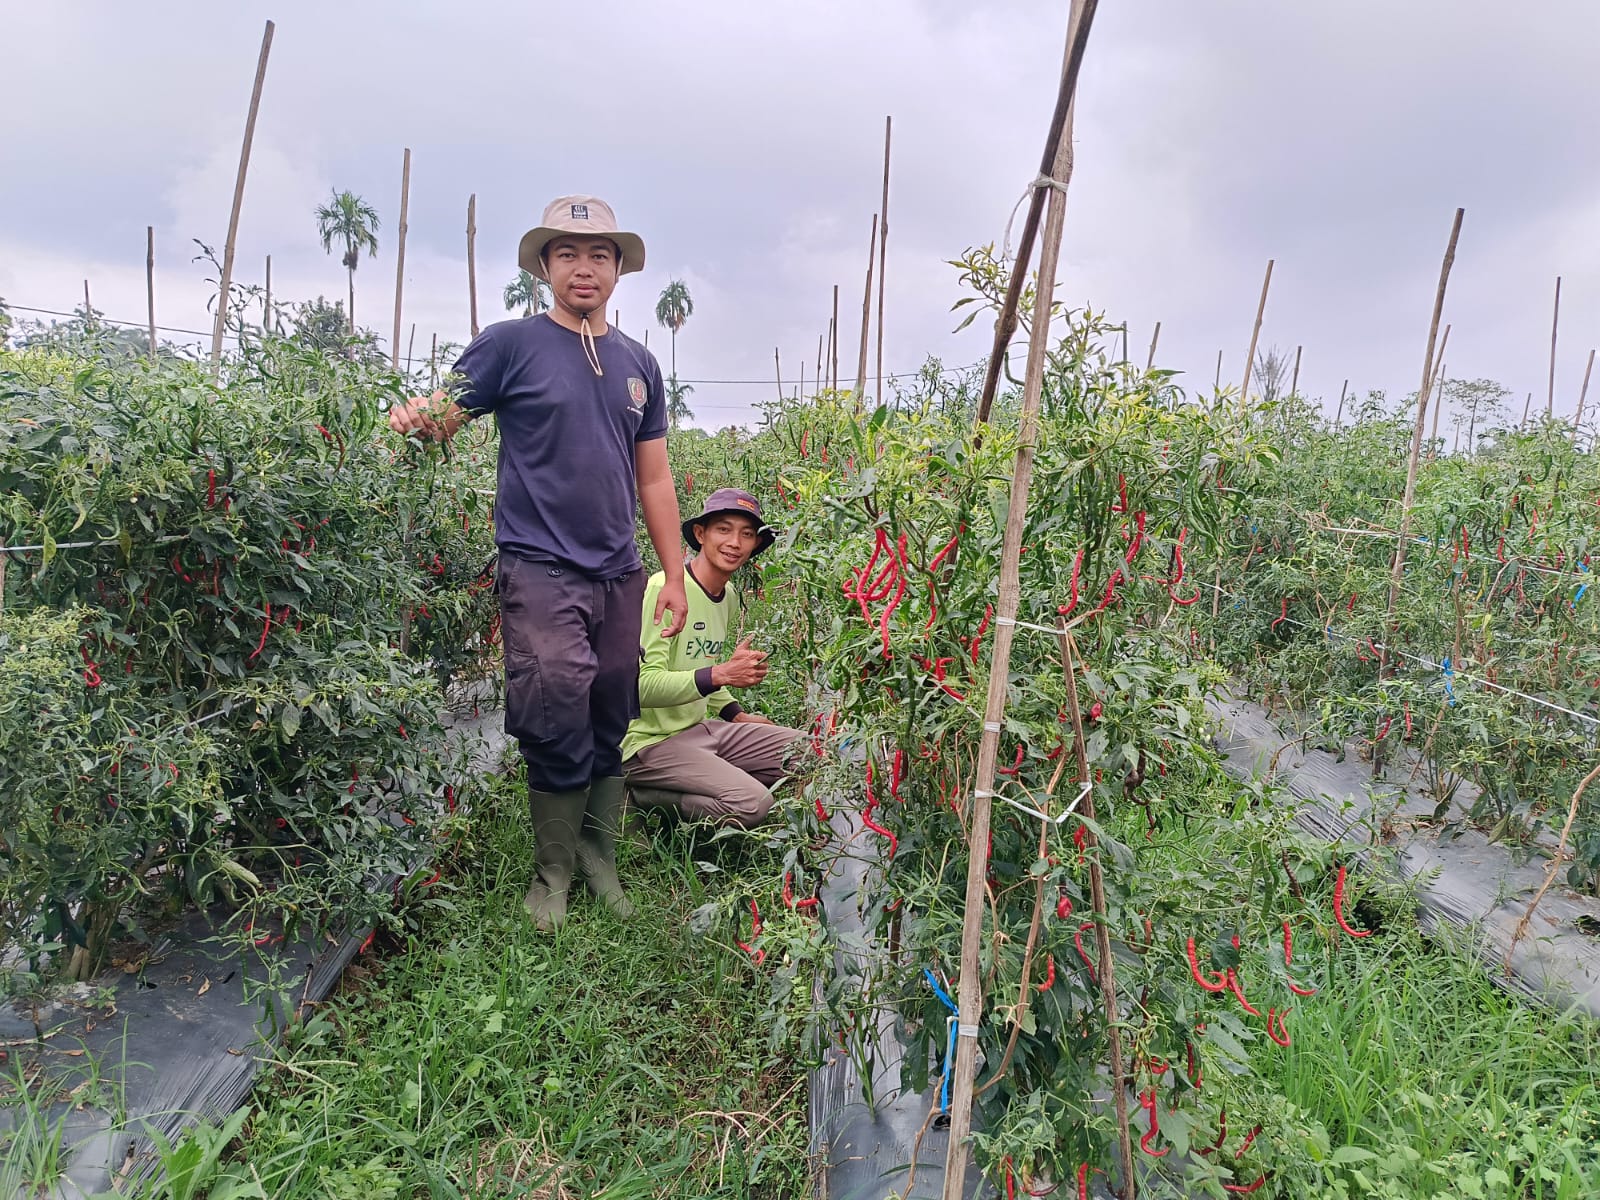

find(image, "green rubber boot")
[576,776,636,919]
[524,786,587,932]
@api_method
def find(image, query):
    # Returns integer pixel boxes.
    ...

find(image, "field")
[3,282,1600,1200]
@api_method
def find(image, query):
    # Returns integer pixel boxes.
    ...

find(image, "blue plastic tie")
[924,967,958,1014]
[1442,656,1455,706]
[939,1016,958,1113]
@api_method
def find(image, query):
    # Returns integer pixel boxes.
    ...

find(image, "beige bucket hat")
[517,195,646,282]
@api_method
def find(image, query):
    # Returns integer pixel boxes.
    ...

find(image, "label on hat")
[736,497,757,511]
[570,203,589,221]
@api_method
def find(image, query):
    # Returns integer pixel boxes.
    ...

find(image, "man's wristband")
[695,666,717,695]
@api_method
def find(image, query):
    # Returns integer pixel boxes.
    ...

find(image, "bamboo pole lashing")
[210,19,274,379]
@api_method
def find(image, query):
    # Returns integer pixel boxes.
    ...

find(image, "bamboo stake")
[210,19,274,380]
[145,227,157,357]
[83,279,93,326]
[1120,324,1129,364]
[405,322,417,377]
[429,332,438,389]
[774,347,783,403]
[1433,362,1449,456]
[971,5,1091,425]
[1388,207,1465,616]
[264,253,272,333]
[467,193,480,338]
[944,4,1102,1194]
[830,285,839,392]
[1547,275,1561,417]
[1290,344,1302,396]
[876,115,892,413]
[1522,391,1532,428]
[854,213,878,406]
[1426,323,1452,456]
[391,147,411,370]
[815,334,823,398]
[1145,320,1161,372]
[1334,379,1348,429]
[1214,349,1223,394]
[1238,259,1274,415]
[1505,762,1600,970]
[1572,348,1594,445]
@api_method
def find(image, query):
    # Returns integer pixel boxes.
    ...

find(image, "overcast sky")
[3,1,1597,430]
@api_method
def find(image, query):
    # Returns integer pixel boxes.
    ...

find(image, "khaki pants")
[624,721,805,828]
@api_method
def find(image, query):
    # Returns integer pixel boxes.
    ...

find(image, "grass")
[219,770,812,1199]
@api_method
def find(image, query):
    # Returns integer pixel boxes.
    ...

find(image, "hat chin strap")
[554,293,605,378]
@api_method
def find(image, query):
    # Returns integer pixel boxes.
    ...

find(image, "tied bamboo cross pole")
[391,148,412,370]
[942,2,1098,1194]
[1238,259,1274,415]
[1573,348,1595,446]
[145,227,157,358]
[210,19,274,380]
[876,115,892,411]
[467,194,480,338]
[971,0,1097,427]
[1388,207,1465,617]
[1547,275,1561,417]
[854,213,878,407]
[1426,323,1453,457]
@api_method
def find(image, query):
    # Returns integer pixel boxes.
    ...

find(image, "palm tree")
[314,190,380,332]
[654,279,694,380]
[503,270,551,317]
[665,375,695,430]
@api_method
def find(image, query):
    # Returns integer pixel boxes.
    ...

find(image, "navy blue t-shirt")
[452,316,667,578]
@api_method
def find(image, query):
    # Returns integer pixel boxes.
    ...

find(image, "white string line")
[1207,580,1600,729]
[1311,522,1592,582]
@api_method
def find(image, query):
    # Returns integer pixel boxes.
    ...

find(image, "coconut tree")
[314,190,380,332]
[654,279,694,380]
[665,376,695,430]
[503,270,551,317]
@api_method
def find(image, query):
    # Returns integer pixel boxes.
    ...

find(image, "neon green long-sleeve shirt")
[621,568,741,761]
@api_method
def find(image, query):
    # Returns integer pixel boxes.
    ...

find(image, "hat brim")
[518,227,646,282]
[684,511,777,558]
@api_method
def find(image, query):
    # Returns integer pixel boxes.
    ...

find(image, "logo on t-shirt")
[570,203,589,221]
[626,377,648,411]
[693,621,706,631]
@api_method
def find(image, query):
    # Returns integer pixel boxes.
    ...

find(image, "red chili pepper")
[1187,937,1228,992]
[80,647,102,688]
[1198,1109,1227,1156]
[1224,1177,1267,1195]
[1347,591,1359,611]
[1138,1089,1169,1157]
[1496,536,1506,563]
[1226,969,1262,1016]
[1187,1040,1202,1089]
[814,791,830,822]
[1124,510,1146,565]
[1056,891,1073,920]
[1112,473,1128,513]
[445,785,456,813]
[1266,1006,1292,1047]
[206,468,216,508]
[1170,579,1201,606]
[1076,1163,1090,1200]
[998,744,1024,777]
[1035,954,1055,992]
[929,527,963,573]
[1074,922,1098,984]
[247,602,273,663]
[969,604,993,665]
[1375,716,1392,741]
[685,472,695,493]
[1236,1125,1262,1157]
[735,899,766,965]
[1088,701,1103,721]
[1403,704,1413,740]
[1271,596,1288,632]
[890,749,905,800]
[1004,1160,1016,1200]
[799,429,810,458]
[861,805,897,858]
[1333,863,1372,938]
[1059,549,1085,616]
[879,567,907,657]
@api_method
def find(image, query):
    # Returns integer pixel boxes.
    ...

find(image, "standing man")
[623,489,806,828]
[389,196,688,931]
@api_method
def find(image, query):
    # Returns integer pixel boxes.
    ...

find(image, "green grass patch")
[229,772,811,1199]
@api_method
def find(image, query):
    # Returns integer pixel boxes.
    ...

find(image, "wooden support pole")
[944,4,1109,1196]
[1290,344,1302,396]
[875,115,892,412]
[467,193,480,339]
[1522,391,1533,429]
[391,147,412,370]
[264,253,272,333]
[429,331,439,389]
[1388,208,1465,616]
[1214,349,1223,394]
[1145,320,1161,372]
[83,279,93,325]
[774,347,783,403]
[145,227,157,357]
[210,19,274,380]
[971,6,1092,425]
[1547,275,1561,417]
[405,322,417,377]
[1573,348,1595,445]
[1334,379,1348,429]
[1238,259,1274,415]
[830,284,840,392]
[854,213,878,406]
[815,334,823,399]
[1426,323,1452,456]
[1119,324,1129,364]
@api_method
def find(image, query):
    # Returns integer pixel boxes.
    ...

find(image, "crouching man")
[622,489,805,827]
